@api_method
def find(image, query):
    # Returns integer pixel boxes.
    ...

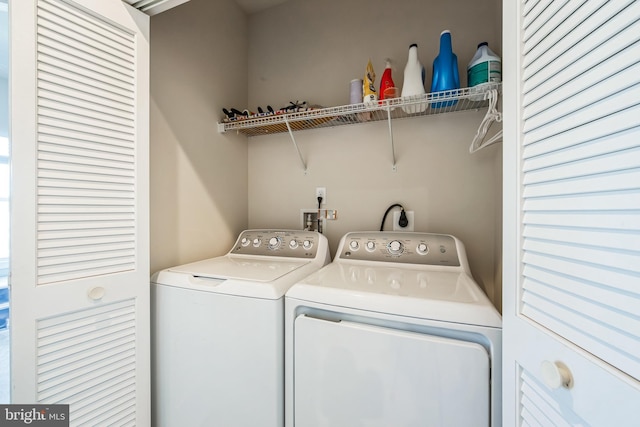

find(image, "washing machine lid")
[152,255,318,300]
[287,263,502,328]
[169,255,309,282]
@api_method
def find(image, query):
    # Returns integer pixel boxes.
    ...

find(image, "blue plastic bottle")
[430,30,460,108]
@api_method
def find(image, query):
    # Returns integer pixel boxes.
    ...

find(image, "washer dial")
[387,240,404,256]
[268,237,282,250]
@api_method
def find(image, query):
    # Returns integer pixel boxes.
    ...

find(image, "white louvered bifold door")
[10,0,150,425]
[503,1,640,426]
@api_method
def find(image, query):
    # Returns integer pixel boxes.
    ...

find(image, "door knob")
[541,360,573,390]
[88,286,105,301]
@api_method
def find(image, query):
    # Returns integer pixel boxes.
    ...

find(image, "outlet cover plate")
[393,210,414,231]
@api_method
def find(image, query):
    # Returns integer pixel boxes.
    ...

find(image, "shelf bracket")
[386,107,397,171]
[284,118,308,174]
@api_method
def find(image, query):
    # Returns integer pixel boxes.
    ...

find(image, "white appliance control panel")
[338,232,461,266]
[231,229,321,258]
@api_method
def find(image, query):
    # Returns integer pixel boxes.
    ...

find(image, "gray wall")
[149,0,503,310]
[149,0,249,274]
[246,0,503,308]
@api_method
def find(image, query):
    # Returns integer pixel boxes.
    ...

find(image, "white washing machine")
[285,231,502,427]
[152,229,330,427]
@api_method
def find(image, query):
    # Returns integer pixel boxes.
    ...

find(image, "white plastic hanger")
[470,87,502,153]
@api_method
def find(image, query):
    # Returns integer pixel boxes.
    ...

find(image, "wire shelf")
[217,83,501,137]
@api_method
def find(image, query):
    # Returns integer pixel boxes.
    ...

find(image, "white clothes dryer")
[152,229,330,427]
[285,231,502,427]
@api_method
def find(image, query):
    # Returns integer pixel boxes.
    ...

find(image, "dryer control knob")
[387,240,404,255]
[289,239,299,249]
[241,237,250,247]
[349,240,360,251]
[302,240,313,250]
[252,238,261,247]
[268,237,282,250]
[366,241,376,251]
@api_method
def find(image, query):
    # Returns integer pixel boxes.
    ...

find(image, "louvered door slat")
[522,0,553,31]
[38,80,134,114]
[523,264,637,313]
[523,224,639,251]
[70,382,135,417]
[38,0,135,61]
[523,278,639,337]
[11,0,149,422]
[39,133,135,155]
[37,41,133,82]
[37,1,137,283]
[524,127,639,171]
[38,177,134,192]
[519,0,640,381]
[523,252,636,294]
[523,1,633,84]
[524,149,640,185]
[38,146,134,169]
[38,60,134,99]
[524,211,640,231]
[37,300,137,416]
[523,238,638,271]
[522,0,578,57]
[520,371,581,426]
[523,190,640,211]
[39,87,133,122]
[524,170,640,197]
[524,44,640,124]
[506,0,640,424]
[38,114,134,140]
[38,72,134,109]
[524,80,640,145]
[39,98,135,128]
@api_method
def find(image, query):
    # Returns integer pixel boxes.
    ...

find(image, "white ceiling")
[124,0,289,15]
[234,0,289,14]
[0,0,287,79]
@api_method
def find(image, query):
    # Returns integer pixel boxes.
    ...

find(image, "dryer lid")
[286,263,502,328]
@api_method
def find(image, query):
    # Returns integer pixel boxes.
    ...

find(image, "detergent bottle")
[467,42,501,100]
[379,59,397,101]
[401,44,427,114]
[430,30,460,108]
[363,59,378,105]
[468,42,501,87]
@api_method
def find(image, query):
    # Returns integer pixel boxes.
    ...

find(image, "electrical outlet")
[393,210,414,231]
[315,187,326,204]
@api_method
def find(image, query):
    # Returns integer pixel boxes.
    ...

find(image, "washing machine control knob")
[252,238,261,247]
[349,240,360,251]
[268,237,282,250]
[289,239,299,249]
[416,243,429,255]
[366,241,376,251]
[302,240,313,250]
[387,240,404,255]
[269,237,282,250]
[240,237,250,247]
